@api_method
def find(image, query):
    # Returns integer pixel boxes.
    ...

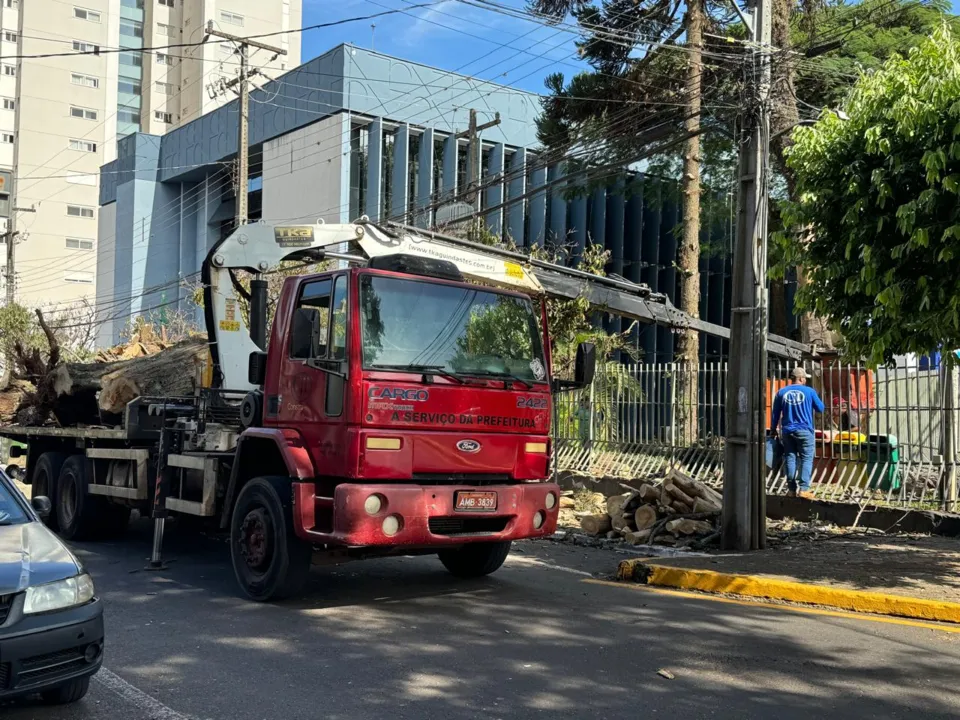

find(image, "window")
[0,475,30,525]
[154,110,172,123]
[119,51,142,68]
[120,19,143,39]
[330,276,347,361]
[3,99,13,111]
[1,134,12,144]
[291,279,331,359]
[69,139,97,152]
[156,23,174,37]
[158,0,174,6]
[219,43,235,57]
[3,65,14,77]
[156,53,173,66]
[70,106,97,120]
[67,205,94,218]
[118,80,141,95]
[71,73,99,89]
[120,0,144,8]
[72,40,99,54]
[74,7,101,22]
[64,271,93,284]
[219,10,244,26]
[117,109,139,124]
[4,32,16,42]
[155,81,173,95]
[66,238,94,250]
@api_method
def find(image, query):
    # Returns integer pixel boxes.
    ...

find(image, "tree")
[779,26,960,365]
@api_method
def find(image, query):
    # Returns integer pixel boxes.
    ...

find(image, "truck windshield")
[360,274,548,383]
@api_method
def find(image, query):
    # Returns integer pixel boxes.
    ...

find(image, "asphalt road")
[4,521,960,720]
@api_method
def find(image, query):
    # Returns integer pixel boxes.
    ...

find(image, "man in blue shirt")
[771,366,825,499]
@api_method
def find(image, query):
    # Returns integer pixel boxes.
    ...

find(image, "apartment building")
[0,0,299,312]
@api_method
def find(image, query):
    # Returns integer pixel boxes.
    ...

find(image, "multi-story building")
[98,44,756,359]
[0,0,299,311]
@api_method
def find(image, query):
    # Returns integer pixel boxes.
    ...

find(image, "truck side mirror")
[248,351,267,385]
[574,342,596,388]
[291,308,319,360]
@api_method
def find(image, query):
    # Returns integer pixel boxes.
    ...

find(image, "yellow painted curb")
[615,559,960,624]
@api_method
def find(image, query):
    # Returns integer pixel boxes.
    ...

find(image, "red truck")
[1,222,595,601]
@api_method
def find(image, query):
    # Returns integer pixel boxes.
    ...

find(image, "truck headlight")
[24,574,95,615]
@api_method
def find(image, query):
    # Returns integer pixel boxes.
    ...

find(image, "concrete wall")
[262,113,348,224]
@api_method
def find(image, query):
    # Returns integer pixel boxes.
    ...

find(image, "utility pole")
[205,22,286,228]
[722,0,773,551]
[4,205,35,304]
[457,109,501,214]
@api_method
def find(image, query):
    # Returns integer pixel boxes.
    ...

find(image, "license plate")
[454,491,498,512]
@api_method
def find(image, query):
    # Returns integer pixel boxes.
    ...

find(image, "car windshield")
[359,274,548,383]
[0,476,29,525]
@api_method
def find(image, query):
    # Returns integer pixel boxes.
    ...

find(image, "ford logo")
[456,439,481,453]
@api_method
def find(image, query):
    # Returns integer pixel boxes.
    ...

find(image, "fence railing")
[552,359,959,510]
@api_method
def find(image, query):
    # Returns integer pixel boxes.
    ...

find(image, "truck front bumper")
[293,482,560,547]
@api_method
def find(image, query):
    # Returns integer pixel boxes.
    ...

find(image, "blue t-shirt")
[771,384,824,433]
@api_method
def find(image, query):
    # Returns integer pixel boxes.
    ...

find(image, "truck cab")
[227,254,588,599]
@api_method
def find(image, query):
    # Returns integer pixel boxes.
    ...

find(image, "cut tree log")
[606,492,639,519]
[611,513,634,532]
[580,514,613,536]
[692,496,721,514]
[623,528,653,545]
[662,480,697,509]
[665,518,715,536]
[667,468,723,506]
[638,484,661,503]
[633,504,658,530]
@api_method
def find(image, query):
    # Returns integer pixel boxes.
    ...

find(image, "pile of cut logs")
[0,310,207,427]
[578,469,723,547]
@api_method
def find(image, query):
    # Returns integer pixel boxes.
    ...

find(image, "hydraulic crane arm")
[203,220,813,390]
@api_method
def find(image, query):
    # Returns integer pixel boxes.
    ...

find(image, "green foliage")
[780,26,960,364]
[452,298,537,375]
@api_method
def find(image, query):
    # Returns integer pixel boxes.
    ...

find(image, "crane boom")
[203,219,813,390]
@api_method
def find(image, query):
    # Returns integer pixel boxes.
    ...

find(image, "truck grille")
[413,474,511,486]
[429,517,509,536]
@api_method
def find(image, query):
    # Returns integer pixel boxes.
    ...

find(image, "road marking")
[95,668,192,720]
[583,578,960,634]
[506,554,594,577]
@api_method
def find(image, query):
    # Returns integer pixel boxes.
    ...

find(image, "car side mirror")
[574,342,596,388]
[32,496,51,519]
[290,308,319,360]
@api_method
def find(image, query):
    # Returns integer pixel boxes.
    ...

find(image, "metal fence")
[553,359,959,510]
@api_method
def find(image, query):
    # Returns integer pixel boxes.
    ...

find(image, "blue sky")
[299,0,585,97]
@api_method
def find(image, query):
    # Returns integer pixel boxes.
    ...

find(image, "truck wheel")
[56,455,102,541]
[32,452,67,530]
[5,464,21,481]
[438,541,512,578]
[230,477,312,602]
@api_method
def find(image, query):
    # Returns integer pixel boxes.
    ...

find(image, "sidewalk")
[617,534,960,622]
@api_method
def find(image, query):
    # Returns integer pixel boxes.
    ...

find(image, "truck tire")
[438,541,512,578]
[56,455,102,541]
[230,477,312,602]
[31,452,67,530]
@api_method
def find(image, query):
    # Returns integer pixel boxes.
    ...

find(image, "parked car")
[0,470,103,704]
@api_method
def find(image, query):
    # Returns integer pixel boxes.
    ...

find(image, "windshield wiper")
[369,363,466,385]
[466,371,535,389]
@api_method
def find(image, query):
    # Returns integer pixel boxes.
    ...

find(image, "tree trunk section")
[675,0,704,447]
[580,514,612,536]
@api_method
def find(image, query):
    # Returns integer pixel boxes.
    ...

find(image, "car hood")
[0,522,81,594]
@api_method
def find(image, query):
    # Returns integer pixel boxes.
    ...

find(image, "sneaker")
[786,490,797,498]
[798,491,816,500]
